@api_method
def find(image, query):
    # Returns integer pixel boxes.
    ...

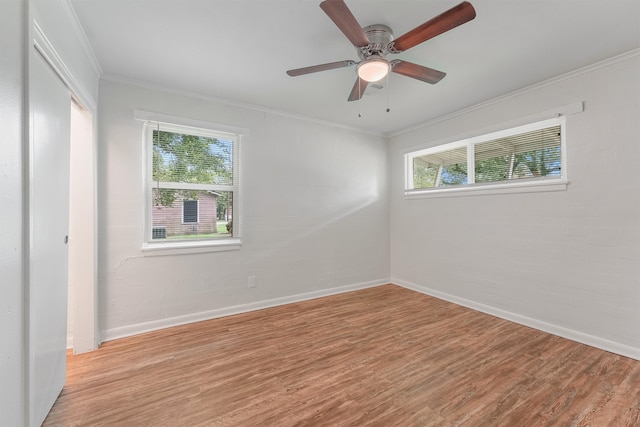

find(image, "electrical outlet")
[248,275,257,288]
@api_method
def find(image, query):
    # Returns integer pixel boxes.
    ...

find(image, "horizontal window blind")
[406,117,565,194]
[153,127,234,187]
[474,125,561,183]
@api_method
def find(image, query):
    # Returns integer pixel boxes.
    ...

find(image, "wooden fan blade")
[390,1,476,53]
[320,0,370,48]
[287,60,356,77]
[348,77,368,101]
[391,60,446,84]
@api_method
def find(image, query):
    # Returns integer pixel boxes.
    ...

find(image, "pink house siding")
[152,192,218,237]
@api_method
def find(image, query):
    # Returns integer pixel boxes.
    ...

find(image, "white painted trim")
[141,239,241,255]
[390,48,638,138]
[31,20,97,111]
[134,109,250,136]
[404,179,568,199]
[151,182,233,192]
[31,18,100,355]
[104,74,385,137]
[101,279,389,342]
[59,0,102,77]
[392,278,640,361]
[399,103,582,156]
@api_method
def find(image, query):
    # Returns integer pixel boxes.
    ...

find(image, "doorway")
[68,99,97,354]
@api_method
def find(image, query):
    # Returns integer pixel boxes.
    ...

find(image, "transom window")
[405,117,566,196]
[142,119,240,249]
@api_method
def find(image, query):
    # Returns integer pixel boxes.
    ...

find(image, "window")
[405,117,567,197]
[182,199,198,224]
[141,118,240,251]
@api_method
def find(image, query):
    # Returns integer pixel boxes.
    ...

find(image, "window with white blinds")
[143,120,239,247]
[405,117,566,196]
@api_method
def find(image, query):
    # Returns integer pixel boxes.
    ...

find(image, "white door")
[29,49,71,427]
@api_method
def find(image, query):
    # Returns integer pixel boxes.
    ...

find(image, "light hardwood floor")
[44,285,640,426]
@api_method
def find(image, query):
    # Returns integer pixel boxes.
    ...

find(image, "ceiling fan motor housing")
[357,24,394,59]
[286,0,476,101]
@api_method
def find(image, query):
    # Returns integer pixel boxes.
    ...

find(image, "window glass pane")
[475,125,561,183]
[412,158,439,189]
[151,189,233,240]
[475,155,511,183]
[412,146,468,188]
[153,130,233,185]
[441,162,468,186]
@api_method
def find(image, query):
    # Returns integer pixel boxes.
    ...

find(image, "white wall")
[98,79,390,339]
[0,1,26,424]
[0,0,99,423]
[390,52,640,358]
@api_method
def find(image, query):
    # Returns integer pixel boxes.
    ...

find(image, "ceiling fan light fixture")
[357,56,390,82]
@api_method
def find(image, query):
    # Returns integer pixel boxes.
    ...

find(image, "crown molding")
[101,73,386,138]
[60,0,102,78]
[390,48,640,139]
[32,19,97,111]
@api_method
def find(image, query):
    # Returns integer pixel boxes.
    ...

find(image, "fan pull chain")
[386,72,391,113]
[357,72,392,117]
[358,77,363,118]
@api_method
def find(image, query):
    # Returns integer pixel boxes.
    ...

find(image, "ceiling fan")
[286,0,476,101]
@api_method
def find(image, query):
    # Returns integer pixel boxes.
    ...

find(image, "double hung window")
[142,119,240,250]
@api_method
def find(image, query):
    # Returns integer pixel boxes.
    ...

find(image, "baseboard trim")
[101,279,389,343]
[392,278,640,361]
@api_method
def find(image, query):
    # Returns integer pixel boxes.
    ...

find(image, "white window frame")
[404,117,568,199]
[136,111,245,255]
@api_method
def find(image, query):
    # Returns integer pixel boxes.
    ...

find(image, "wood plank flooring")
[43,285,640,426]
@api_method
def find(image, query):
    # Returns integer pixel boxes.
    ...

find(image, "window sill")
[404,179,568,199]
[141,238,241,256]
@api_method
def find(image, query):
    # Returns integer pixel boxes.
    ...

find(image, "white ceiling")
[69,0,640,135]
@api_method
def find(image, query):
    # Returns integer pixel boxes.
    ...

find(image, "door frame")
[32,20,98,353]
